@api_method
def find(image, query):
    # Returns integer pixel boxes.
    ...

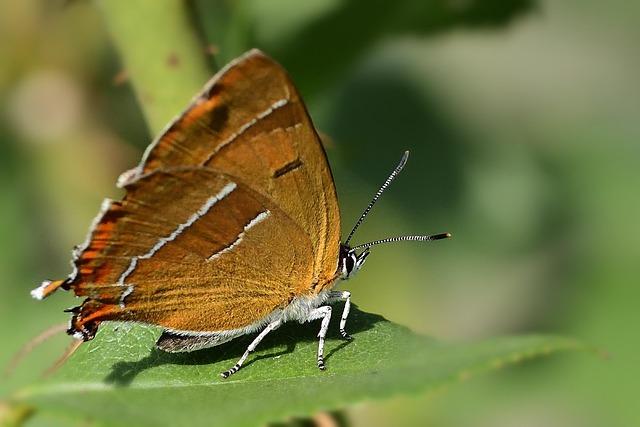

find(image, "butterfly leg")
[306,305,332,370]
[220,318,282,379]
[328,290,352,340]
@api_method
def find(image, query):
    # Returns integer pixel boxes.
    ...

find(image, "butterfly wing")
[36,50,341,338]
[63,167,315,338]
[121,49,340,289]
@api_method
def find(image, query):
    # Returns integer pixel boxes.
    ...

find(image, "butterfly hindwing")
[66,167,315,337]
[155,330,236,353]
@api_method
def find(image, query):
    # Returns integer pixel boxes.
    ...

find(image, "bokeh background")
[1,1,638,426]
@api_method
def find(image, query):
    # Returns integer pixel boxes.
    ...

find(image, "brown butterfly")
[31,49,450,378]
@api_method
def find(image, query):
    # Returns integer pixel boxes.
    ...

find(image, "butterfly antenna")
[350,232,451,252]
[344,151,410,246]
[4,322,68,378]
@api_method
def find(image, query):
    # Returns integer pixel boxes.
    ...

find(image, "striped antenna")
[350,232,451,252]
[344,151,410,246]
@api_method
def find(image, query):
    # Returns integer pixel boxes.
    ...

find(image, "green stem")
[97,0,213,135]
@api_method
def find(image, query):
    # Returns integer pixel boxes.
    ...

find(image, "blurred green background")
[1,0,638,426]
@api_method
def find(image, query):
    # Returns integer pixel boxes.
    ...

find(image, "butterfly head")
[338,151,451,282]
[339,244,370,280]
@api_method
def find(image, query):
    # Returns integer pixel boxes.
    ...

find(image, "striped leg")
[306,305,332,370]
[328,290,352,340]
[220,318,282,379]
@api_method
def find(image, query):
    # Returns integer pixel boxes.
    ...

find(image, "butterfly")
[31,49,450,378]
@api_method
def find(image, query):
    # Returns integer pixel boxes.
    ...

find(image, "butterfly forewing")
[133,51,297,174]
[125,49,340,288]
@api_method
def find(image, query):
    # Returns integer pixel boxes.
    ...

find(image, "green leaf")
[8,307,583,427]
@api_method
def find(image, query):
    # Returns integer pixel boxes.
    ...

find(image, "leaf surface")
[10,307,582,427]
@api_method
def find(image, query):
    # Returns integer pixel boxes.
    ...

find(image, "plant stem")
[97,0,213,135]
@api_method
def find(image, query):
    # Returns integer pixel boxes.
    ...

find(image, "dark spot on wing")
[273,158,303,178]
[205,83,224,100]
[209,103,229,132]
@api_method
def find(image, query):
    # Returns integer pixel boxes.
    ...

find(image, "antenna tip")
[397,151,410,168]
[433,232,452,240]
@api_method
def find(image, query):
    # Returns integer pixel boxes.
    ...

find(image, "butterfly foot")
[220,363,241,379]
[317,355,326,371]
[339,329,353,341]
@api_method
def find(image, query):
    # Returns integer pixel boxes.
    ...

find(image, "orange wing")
[63,167,315,337]
[120,49,340,288]
[35,50,342,337]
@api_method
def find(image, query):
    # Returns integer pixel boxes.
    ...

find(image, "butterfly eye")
[341,249,370,279]
[338,248,356,279]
